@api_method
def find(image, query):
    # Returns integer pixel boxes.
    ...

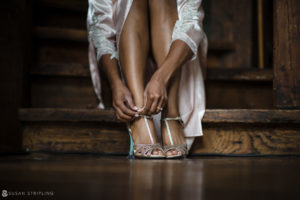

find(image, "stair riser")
[35,40,88,64]
[22,122,300,155]
[206,81,273,109]
[30,76,272,109]
[31,77,99,109]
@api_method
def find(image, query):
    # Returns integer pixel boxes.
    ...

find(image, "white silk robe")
[87,0,208,150]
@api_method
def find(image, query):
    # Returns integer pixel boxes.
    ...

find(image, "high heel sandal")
[127,115,165,159]
[162,117,188,159]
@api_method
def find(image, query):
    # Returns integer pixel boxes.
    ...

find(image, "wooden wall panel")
[206,0,254,68]
[273,0,300,108]
[206,81,273,109]
[0,0,32,152]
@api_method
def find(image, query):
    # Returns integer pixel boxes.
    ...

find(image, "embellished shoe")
[127,115,165,159]
[162,117,188,159]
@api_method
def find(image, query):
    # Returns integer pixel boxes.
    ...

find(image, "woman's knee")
[149,0,177,15]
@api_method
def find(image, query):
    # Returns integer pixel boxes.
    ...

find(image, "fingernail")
[134,106,138,111]
[135,113,139,117]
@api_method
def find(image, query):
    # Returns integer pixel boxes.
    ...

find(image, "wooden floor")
[0,154,299,200]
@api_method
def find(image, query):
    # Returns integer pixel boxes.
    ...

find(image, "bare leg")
[119,0,162,155]
[149,0,186,156]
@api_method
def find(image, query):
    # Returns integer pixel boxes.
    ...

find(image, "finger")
[149,96,159,115]
[125,95,138,111]
[114,104,133,121]
[114,109,127,122]
[140,92,153,115]
[118,100,137,116]
[156,96,165,113]
[162,94,167,109]
[116,113,127,122]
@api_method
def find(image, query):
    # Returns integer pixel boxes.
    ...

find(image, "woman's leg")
[119,0,162,155]
[149,0,186,156]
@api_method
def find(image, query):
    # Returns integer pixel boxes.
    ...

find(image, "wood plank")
[204,109,300,123]
[31,63,272,82]
[206,81,273,109]
[22,122,128,154]
[19,108,118,123]
[273,0,300,108]
[33,26,234,52]
[207,0,254,68]
[31,63,90,77]
[31,77,98,109]
[30,65,273,108]
[19,108,300,124]
[193,123,300,155]
[35,40,88,63]
[21,122,300,155]
[34,27,87,42]
[207,68,273,81]
[38,0,88,12]
[0,155,299,200]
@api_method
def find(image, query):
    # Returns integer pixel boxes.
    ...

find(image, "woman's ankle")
[131,117,157,144]
[162,119,185,146]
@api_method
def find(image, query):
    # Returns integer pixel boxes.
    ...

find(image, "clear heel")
[127,124,134,159]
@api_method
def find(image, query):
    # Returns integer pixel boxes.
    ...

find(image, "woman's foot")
[131,116,164,156]
[161,117,186,157]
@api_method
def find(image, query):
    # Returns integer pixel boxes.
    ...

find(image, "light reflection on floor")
[0,154,299,200]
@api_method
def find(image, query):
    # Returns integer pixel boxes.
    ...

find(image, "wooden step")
[30,76,99,109]
[34,27,87,42]
[19,108,300,155]
[31,63,90,77]
[38,0,88,12]
[35,40,88,64]
[19,108,300,123]
[29,77,273,109]
[31,63,272,81]
[29,64,273,109]
[207,68,273,81]
[34,26,235,52]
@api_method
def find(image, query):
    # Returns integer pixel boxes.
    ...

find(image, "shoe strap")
[162,117,184,126]
[143,115,154,144]
[131,115,154,145]
[162,116,184,146]
[139,115,152,119]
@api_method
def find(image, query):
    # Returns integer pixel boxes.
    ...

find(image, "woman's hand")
[139,72,167,115]
[112,81,138,122]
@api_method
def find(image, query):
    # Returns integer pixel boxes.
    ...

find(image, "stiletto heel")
[162,117,188,159]
[127,115,165,159]
[127,124,135,159]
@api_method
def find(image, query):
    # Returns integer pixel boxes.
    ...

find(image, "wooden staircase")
[19,108,300,155]
[18,0,300,156]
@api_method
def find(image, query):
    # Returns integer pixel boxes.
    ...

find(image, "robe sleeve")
[87,0,118,62]
[172,0,205,61]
